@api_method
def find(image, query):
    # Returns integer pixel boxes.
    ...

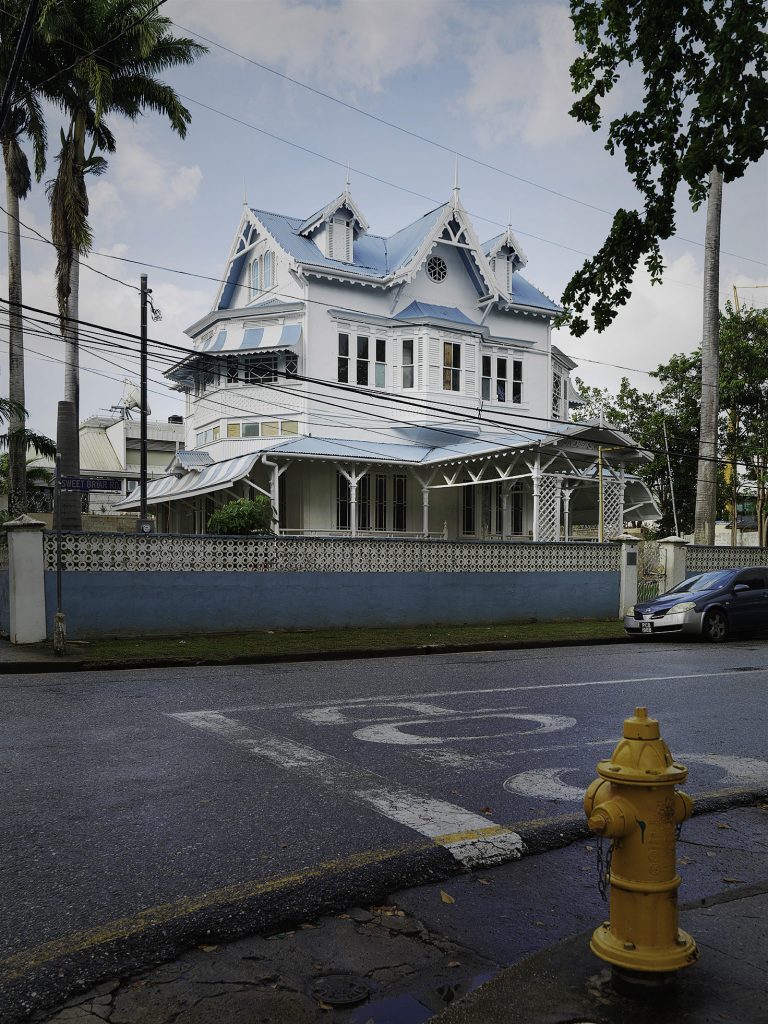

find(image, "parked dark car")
[624,567,768,642]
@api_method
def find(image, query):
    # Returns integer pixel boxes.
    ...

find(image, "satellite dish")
[119,379,151,416]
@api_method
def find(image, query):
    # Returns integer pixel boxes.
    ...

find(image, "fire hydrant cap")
[596,707,688,785]
[623,706,660,740]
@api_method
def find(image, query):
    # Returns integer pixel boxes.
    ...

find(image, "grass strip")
[25,619,627,664]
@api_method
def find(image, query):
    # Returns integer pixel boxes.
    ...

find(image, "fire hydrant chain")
[583,706,698,981]
[596,835,613,902]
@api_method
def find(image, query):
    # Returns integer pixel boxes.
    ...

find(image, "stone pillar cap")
[4,515,46,531]
[658,535,689,545]
[609,533,639,543]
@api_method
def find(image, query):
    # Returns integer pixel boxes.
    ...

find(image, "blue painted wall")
[44,570,618,638]
[0,569,8,636]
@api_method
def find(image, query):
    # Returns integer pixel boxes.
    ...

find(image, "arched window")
[250,257,260,295]
[263,250,272,290]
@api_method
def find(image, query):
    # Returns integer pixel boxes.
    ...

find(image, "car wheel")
[703,609,729,642]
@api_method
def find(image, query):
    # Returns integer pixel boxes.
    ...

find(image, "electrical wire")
[1,300,751,470]
[170,16,768,268]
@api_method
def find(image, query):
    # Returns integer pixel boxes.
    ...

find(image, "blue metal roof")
[394,301,479,326]
[508,273,560,312]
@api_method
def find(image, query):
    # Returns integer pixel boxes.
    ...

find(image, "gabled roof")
[213,195,558,315]
[298,190,369,235]
[483,226,528,270]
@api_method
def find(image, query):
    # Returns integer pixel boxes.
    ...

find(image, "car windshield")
[666,571,734,595]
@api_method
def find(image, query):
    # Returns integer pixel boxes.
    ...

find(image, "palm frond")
[0,427,57,458]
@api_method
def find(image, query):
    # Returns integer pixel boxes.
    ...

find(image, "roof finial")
[452,154,460,209]
[243,180,248,207]
[345,161,351,195]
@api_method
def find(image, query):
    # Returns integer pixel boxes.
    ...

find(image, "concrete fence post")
[658,536,689,593]
[6,516,47,644]
[611,533,639,619]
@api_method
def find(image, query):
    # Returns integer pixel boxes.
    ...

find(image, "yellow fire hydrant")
[584,707,698,981]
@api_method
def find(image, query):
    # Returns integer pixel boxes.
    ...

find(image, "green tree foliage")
[206,497,276,536]
[574,304,768,539]
[719,303,768,544]
[562,1,768,336]
[573,366,700,535]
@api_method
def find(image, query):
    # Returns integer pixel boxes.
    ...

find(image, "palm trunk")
[5,164,26,517]
[693,167,723,545]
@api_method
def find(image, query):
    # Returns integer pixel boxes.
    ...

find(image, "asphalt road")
[2,639,768,1017]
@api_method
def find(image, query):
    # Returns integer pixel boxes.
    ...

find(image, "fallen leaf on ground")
[317,999,333,1010]
[677,857,693,865]
[480,807,492,814]
[722,877,745,883]
[447,961,461,968]
[716,823,733,830]
[197,945,217,952]
[440,890,456,904]
[477,878,491,885]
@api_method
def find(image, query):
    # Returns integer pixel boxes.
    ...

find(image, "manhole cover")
[312,974,373,1007]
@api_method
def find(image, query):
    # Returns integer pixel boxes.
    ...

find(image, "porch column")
[554,477,563,542]
[619,465,626,533]
[501,482,510,541]
[562,486,572,542]
[350,476,358,537]
[531,454,541,541]
[421,484,430,537]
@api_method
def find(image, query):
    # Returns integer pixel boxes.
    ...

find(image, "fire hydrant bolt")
[584,707,699,976]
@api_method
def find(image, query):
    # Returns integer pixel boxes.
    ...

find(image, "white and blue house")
[116,181,658,539]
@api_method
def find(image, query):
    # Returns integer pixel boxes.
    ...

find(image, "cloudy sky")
[2,0,767,438]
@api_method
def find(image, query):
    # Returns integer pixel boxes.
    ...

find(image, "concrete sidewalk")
[435,885,768,1023]
[25,805,767,1024]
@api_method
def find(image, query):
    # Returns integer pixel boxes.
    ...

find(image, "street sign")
[59,476,122,492]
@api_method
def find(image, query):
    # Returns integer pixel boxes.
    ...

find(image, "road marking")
[170,711,523,867]
[0,842,431,982]
[503,754,768,802]
[193,668,768,716]
[678,753,768,787]
[504,768,585,802]
[352,711,576,746]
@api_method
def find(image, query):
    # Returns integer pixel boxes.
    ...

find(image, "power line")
[2,299,751,469]
[171,17,767,269]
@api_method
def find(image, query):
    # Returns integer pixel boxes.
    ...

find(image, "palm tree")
[1,3,52,515]
[43,0,206,529]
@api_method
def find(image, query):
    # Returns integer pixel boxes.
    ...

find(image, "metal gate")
[637,540,666,602]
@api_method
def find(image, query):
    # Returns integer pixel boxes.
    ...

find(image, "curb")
[0,633,631,675]
[2,789,765,1024]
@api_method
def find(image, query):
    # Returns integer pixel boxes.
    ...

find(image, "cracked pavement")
[34,806,768,1024]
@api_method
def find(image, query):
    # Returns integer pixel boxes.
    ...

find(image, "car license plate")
[641,622,653,634]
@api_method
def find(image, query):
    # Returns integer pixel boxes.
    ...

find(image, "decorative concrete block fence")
[2,521,764,643]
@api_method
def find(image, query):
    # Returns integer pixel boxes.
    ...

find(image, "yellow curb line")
[0,840,434,982]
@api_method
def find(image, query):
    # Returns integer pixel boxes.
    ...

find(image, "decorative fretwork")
[537,474,560,542]
[43,532,621,574]
[602,480,623,539]
[686,545,768,573]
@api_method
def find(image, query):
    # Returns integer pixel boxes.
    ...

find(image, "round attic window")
[426,255,447,283]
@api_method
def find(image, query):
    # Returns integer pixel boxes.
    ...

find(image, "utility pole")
[137,274,153,534]
[662,418,679,537]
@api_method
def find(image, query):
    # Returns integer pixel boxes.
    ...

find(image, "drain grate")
[312,974,374,1007]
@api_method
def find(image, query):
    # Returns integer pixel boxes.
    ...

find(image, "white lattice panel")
[602,480,624,538]
[537,475,559,543]
[43,533,621,574]
[686,545,768,573]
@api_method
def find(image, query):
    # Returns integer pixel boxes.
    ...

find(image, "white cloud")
[168,0,448,94]
[460,3,584,148]
[88,132,202,228]
[553,253,706,395]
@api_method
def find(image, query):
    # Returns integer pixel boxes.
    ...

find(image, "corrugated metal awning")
[199,323,302,353]
[113,453,261,510]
